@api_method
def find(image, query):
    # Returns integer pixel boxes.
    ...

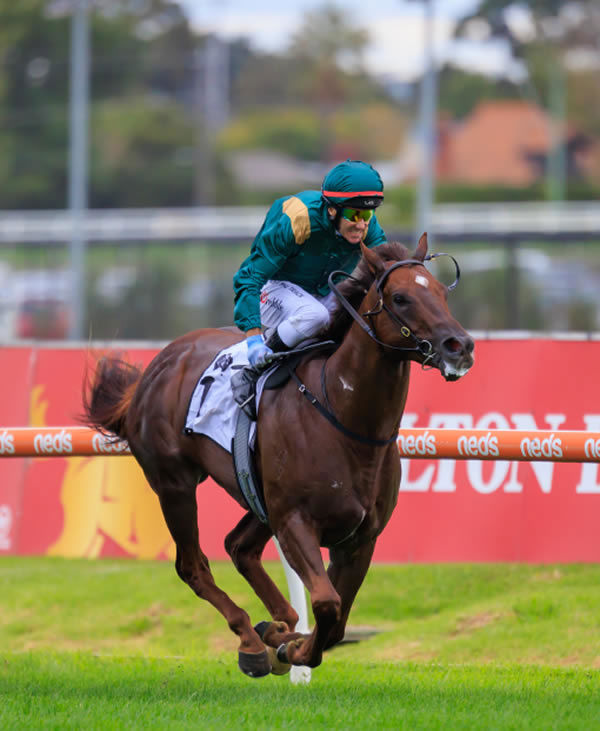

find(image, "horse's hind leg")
[152,472,271,677]
[225,512,301,647]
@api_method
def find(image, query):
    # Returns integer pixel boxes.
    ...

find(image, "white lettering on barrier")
[431,413,474,493]
[397,430,436,457]
[520,434,562,460]
[457,432,499,458]
[505,413,565,494]
[584,437,600,460]
[33,429,73,455]
[467,413,510,494]
[0,430,15,456]
[91,433,129,454]
[429,414,474,492]
[398,413,434,492]
[576,415,600,494]
[400,413,477,493]
[397,411,600,496]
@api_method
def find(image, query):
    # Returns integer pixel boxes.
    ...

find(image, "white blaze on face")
[339,376,354,392]
[415,274,429,288]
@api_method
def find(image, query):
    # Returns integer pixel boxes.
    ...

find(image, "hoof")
[253,620,274,640]
[277,637,305,666]
[276,642,289,664]
[238,649,272,678]
[267,646,291,676]
[253,620,303,647]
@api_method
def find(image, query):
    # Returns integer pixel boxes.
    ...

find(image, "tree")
[437,65,520,119]
[0,0,204,208]
[451,1,600,186]
[454,1,600,135]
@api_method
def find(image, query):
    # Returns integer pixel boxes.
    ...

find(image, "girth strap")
[232,408,269,525]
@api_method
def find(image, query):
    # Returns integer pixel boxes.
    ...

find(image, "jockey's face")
[328,206,370,246]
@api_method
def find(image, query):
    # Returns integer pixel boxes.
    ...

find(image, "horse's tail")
[82,355,143,441]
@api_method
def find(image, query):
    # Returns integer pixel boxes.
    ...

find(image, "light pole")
[68,0,90,340]
[413,0,437,244]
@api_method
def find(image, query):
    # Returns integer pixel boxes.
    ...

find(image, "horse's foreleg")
[324,539,376,649]
[155,482,270,677]
[274,515,341,669]
[225,512,300,642]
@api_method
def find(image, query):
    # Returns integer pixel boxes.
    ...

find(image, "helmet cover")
[321,159,384,209]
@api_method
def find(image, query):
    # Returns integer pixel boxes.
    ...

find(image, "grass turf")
[1,557,600,728]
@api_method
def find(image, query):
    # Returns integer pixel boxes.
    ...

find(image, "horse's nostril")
[443,337,462,354]
[443,335,474,356]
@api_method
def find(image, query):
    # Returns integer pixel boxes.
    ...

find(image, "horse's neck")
[326,327,410,440]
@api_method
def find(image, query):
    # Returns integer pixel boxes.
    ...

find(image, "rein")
[327,252,460,368]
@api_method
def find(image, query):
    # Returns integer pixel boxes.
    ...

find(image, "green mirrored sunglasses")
[341,207,374,223]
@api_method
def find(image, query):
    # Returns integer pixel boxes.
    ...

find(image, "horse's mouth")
[440,357,474,381]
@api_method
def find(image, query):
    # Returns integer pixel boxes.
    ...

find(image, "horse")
[82,233,474,678]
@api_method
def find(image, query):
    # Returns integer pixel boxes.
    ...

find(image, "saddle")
[231,339,336,526]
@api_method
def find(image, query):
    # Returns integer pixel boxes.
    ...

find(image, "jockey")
[233,159,387,384]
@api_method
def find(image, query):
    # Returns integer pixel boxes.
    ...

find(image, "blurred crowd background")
[1,0,599,341]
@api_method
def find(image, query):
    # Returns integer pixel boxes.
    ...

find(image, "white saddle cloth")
[184,340,274,452]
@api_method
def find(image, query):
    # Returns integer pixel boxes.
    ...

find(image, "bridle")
[327,252,461,370]
[289,251,462,448]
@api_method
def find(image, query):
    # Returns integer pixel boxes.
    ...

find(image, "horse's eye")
[393,293,411,306]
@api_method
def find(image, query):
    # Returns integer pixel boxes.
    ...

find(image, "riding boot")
[231,331,291,420]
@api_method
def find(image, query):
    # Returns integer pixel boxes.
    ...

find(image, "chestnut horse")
[82,234,474,677]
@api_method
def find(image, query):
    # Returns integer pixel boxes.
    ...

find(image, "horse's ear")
[414,232,428,261]
[360,242,385,278]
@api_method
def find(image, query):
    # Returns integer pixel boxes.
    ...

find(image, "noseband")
[328,253,461,369]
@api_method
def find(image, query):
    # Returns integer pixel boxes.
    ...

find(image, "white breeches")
[259,280,337,348]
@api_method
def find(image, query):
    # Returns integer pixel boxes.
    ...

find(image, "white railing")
[0,201,599,243]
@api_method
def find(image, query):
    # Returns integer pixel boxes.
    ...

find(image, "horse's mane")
[322,241,412,342]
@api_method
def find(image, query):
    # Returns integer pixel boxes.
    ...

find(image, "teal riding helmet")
[321,159,384,209]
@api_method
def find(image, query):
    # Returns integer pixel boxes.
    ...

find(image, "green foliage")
[0,0,201,209]
[455,0,600,146]
[437,66,520,119]
[220,102,408,164]
[219,108,323,161]
[90,97,196,208]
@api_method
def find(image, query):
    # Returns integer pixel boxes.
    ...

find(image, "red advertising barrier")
[2,339,600,562]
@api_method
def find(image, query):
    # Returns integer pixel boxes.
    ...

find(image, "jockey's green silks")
[233,190,386,332]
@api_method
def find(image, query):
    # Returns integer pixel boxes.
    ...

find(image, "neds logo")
[397,431,436,456]
[33,429,73,455]
[457,432,499,458]
[520,433,562,459]
[0,430,15,455]
[92,433,129,454]
[584,437,600,459]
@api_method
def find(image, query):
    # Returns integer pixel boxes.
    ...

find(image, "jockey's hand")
[246,334,274,368]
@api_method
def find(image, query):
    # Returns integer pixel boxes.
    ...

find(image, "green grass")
[2,654,599,730]
[1,558,600,728]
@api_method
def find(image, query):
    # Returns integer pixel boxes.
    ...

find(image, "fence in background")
[1,203,600,340]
